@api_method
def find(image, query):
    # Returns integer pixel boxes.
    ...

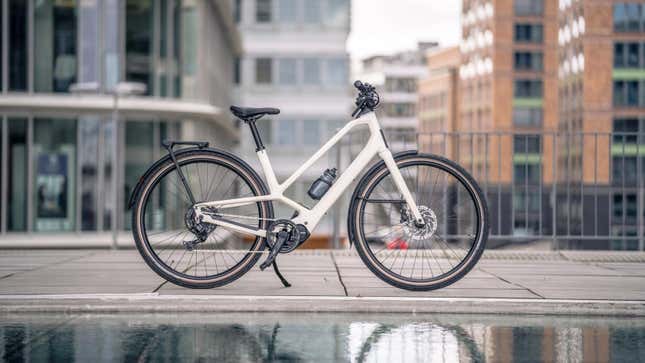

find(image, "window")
[514,52,543,71]
[613,118,639,144]
[628,42,640,67]
[614,80,644,107]
[326,58,348,86]
[126,0,154,95]
[9,0,28,91]
[514,0,543,16]
[614,3,645,32]
[514,80,543,98]
[303,120,320,145]
[325,0,350,27]
[513,165,541,184]
[614,3,628,32]
[513,107,543,126]
[34,118,78,232]
[234,58,241,84]
[234,0,242,23]
[303,58,321,85]
[278,58,297,85]
[384,103,416,117]
[614,43,626,67]
[613,158,640,185]
[627,3,641,32]
[514,23,543,43]
[277,120,296,145]
[278,0,297,23]
[256,0,272,23]
[255,58,272,84]
[385,77,417,93]
[7,118,27,231]
[514,135,541,154]
[304,0,321,23]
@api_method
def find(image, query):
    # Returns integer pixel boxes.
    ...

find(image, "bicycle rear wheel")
[131,149,273,288]
[349,153,488,291]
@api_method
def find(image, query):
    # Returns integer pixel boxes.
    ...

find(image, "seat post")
[247,121,265,151]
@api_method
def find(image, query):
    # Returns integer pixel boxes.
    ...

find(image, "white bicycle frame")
[194,111,424,238]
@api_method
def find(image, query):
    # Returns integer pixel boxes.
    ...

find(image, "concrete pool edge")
[0,294,644,317]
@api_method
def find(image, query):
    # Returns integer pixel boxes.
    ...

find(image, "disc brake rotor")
[402,205,438,241]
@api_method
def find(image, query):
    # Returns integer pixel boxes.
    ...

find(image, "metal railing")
[338,129,645,250]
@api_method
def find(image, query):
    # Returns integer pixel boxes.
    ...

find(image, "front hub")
[403,206,438,241]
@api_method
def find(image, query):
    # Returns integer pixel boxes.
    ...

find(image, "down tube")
[297,141,380,229]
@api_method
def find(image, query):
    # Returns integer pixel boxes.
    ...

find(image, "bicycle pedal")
[260,230,289,270]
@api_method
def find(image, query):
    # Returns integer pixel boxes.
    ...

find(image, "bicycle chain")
[202,211,278,222]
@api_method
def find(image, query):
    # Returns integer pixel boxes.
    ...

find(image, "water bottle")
[308,168,337,200]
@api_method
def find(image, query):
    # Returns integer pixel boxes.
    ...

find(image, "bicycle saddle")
[230,106,280,120]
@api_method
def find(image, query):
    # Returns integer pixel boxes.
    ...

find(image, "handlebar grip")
[354,80,364,90]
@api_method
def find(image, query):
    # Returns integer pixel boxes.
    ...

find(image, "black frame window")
[514,0,543,16]
[514,80,543,98]
[514,52,543,71]
[514,23,543,43]
[513,107,543,126]
[256,0,272,23]
[614,42,645,68]
[9,0,28,91]
[614,80,645,107]
[255,58,272,84]
[614,3,645,32]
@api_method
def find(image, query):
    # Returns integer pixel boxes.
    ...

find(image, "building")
[456,0,559,238]
[418,46,461,158]
[414,0,644,249]
[234,0,351,243]
[0,0,241,245]
[358,43,432,151]
[557,0,645,250]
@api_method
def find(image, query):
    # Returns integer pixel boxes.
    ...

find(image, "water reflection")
[0,313,644,362]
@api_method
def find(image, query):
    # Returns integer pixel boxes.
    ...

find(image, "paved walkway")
[0,249,644,316]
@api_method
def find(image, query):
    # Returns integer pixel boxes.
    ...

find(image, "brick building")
[418,46,461,159]
[418,0,645,248]
[558,0,645,250]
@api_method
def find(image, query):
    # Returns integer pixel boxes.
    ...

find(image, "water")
[0,313,644,362]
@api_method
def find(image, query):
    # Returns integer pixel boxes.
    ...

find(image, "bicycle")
[129,81,489,291]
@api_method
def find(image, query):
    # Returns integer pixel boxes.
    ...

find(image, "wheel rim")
[357,158,484,284]
[138,156,266,281]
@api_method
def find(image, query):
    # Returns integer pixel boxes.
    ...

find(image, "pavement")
[0,249,644,316]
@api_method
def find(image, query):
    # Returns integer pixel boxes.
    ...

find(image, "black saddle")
[230,106,280,121]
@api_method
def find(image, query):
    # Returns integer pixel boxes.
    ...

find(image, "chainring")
[266,219,303,253]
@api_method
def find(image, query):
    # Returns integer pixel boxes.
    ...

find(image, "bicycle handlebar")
[352,80,379,118]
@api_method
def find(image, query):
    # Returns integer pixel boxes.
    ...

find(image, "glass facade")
[126,1,154,95]
[9,0,28,91]
[7,118,27,231]
[34,1,78,93]
[33,118,77,232]
[0,1,235,236]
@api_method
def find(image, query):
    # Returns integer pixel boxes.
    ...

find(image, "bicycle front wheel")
[131,148,273,289]
[349,153,488,291]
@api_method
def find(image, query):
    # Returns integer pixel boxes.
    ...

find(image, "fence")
[337,130,645,251]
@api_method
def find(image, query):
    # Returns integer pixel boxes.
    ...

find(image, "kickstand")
[272,261,291,287]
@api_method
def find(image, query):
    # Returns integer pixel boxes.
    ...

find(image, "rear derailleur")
[182,206,217,251]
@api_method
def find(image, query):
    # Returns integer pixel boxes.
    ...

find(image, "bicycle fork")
[379,149,426,227]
